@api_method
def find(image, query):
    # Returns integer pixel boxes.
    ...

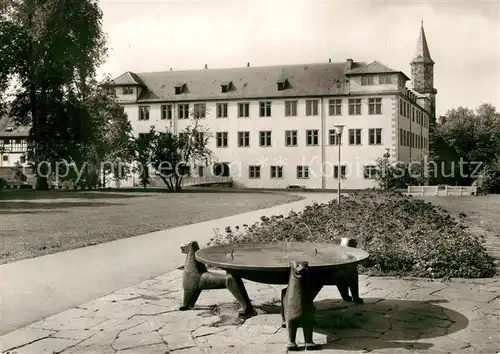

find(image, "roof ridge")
[132,61,356,76]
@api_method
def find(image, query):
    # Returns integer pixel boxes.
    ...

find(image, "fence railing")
[407,185,477,196]
[153,175,232,187]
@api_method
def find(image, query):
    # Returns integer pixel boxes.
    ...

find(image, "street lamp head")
[334,124,345,136]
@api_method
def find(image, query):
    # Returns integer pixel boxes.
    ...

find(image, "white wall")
[124,93,403,189]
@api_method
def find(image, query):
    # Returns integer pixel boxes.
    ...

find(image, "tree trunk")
[36,175,49,190]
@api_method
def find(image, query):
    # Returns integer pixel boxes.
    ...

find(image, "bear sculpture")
[281,260,319,351]
[179,241,256,317]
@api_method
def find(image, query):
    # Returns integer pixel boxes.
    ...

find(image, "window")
[13,139,22,151]
[297,166,309,179]
[348,98,362,115]
[364,165,377,179]
[285,130,298,147]
[2,155,8,162]
[197,165,205,177]
[368,98,382,115]
[285,100,297,117]
[361,76,374,85]
[193,103,206,118]
[259,101,272,117]
[238,103,249,118]
[249,165,261,179]
[403,100,407,117]
[178,104,189,119]
[328,129,341,145]
[334,166,347,179]
[306,130,319,146]
[196,132,204,145]
[379,74,392,84]
[349,129,362,145]
[305,100,319,116]
[399,98,403,116]
[174,84,184,95]
[122,86,133,95]
[161,104,172,120]
[368,128,382,145]
[238,131,250,147]
[412,107,415,122]
[329,99,342,116]
[139,106,150,120]
[216,103,228,118]
[270,166,283,178]
[277,78,288,91]
[20,155,26,164]
[400,129,404,146]
[216,132,228,147]
[259,131,272,147]
[221,82,231,93]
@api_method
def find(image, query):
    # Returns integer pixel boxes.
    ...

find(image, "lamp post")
[334,124,345,205]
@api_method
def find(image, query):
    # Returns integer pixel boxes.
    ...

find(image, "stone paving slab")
[1,270,499,354]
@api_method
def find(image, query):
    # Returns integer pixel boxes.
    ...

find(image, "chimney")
[345,59,353,71]
[247,62,250,67]
[204,64,208,69]
[328,58,331,63]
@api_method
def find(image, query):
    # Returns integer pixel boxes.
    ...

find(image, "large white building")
[114,23,436,189]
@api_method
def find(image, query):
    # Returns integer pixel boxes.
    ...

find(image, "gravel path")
[0,190,303,264]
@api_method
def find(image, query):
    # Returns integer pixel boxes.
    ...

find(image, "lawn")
[0,189,304,264]
[418,194,500,235]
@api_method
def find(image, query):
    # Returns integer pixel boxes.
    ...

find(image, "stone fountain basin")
[195,242,370,285]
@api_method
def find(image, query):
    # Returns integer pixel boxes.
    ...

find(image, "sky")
[97,0,500,117]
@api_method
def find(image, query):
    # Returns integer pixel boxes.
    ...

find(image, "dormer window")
[333,79,341,89]
[276,78,289,91]
[174,83,185,95]
[122,86,133,95]
[221,81,232,93]
[361,76,374,86]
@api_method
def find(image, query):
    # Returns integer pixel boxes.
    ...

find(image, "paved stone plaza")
[1,268,498,354]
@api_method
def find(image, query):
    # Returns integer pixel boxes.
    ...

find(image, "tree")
[374,154,427,190]
[0,0,107,190]
[150,111,214,192]
[133,128,155,189]
[83,78,134,188]
[430,103,500,186]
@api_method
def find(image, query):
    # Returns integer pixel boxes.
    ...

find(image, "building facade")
[109,23,436,190]
[0,116,29,182]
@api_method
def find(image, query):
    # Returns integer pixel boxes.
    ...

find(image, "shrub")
[208,189,495,279]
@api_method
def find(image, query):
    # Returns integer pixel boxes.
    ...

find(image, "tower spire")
[412,20,433,64]
[410,21,437,122]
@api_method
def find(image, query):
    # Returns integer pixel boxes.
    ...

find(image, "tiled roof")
[0,116,29,138]
[110,61,383,102]
[111,71,145,86]
[345,60,408,79]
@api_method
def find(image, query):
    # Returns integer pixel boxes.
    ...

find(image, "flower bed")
[209,190,496,278]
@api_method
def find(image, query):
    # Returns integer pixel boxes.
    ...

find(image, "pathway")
[1,268,498,353]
